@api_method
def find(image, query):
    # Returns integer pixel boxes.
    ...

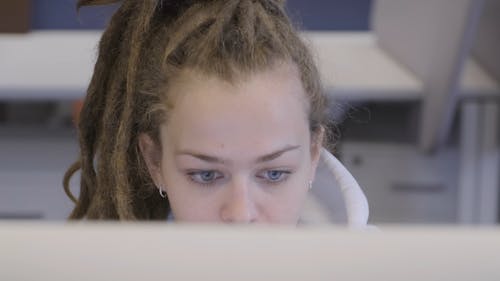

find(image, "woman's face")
[140,63,322,224]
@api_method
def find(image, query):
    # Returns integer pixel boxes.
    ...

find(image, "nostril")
[220,203,257,224]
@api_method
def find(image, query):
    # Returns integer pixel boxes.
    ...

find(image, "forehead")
[162,63,310,155]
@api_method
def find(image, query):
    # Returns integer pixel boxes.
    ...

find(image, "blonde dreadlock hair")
[63,0,329,220]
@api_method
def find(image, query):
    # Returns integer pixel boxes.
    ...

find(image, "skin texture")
[139,63,323,224]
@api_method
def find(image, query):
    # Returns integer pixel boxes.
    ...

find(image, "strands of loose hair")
[63,0,330,220]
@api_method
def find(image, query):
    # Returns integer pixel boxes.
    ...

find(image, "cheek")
[166,190,222,222]
[259,172,311,223]
[160,165,222,221]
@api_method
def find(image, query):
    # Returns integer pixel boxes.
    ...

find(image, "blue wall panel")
[32,0,117,29]
[32,0,371,30]
[287,0,372,30]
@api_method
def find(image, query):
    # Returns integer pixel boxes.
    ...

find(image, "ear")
[309,126,325,182]
[138,133,164,188]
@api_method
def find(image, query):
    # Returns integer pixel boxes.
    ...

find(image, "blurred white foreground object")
[1,222,499,281]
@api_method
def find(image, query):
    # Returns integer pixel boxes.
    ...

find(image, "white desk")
[7,31,410,100]
[303,32,423,101]
[461,58,500,99]
[0,31,100,100]
[1,31,498,101]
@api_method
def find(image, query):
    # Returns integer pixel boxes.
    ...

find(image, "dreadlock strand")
[112,1,158,219]
[233,0,257,68]
[64,3,134,219]
[161,1,223,65]
[88,1,138,219]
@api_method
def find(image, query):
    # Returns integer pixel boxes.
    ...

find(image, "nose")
[220,181,258,224]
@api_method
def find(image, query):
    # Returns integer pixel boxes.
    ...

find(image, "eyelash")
[186,170,224,187]
[257,170,292,185]
[186,169,292,187]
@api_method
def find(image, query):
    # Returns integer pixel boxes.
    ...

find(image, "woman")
[64,0,368,225]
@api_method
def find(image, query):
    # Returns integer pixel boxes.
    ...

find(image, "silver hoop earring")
[308,180,313,190]
[158,185,167,198]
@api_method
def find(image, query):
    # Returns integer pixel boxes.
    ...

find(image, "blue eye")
[267,170,283,181]
[188,170,223,185]
[261,170,291,183]
[200,171,215,181]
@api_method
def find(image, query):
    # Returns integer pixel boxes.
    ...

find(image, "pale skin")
[139,62,323,224]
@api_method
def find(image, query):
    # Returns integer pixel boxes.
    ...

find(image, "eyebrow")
[176,145,301,164]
